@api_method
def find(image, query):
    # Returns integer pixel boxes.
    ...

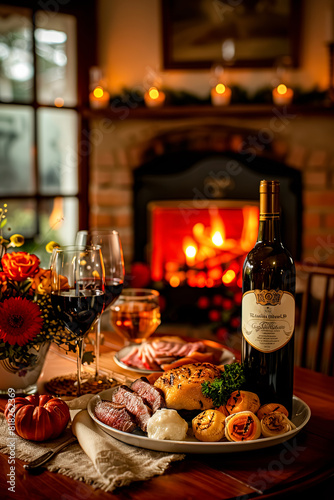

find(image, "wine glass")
[50,245,105,396]
[110,288,161,345]
[76,230,124,380]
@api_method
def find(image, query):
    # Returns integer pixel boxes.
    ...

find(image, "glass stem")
[95,318,101,380]
[76,338,85,397]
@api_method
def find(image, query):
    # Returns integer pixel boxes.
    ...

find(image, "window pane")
[35,11,77,106]
[0,105,35,195]
[0,6,33,103]
[37,107,78,195]
[38,197,78,266]
[0,199,37,241]
[1,197,78,268]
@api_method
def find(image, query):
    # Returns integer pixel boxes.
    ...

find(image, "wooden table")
[0,345,333,500]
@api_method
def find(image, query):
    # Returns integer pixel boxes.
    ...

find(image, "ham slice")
[119,338,209,371]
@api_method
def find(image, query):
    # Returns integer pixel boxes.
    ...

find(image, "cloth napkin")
[0,394,185,492]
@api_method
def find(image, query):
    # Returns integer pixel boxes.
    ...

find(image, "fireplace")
[148,200,259,286]
[132,150,302,331]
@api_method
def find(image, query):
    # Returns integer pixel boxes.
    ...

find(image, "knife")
[23,435,78,471]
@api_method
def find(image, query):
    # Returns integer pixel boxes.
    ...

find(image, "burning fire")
[151,204,259,289]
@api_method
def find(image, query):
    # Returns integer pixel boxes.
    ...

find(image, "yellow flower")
[46,241,60,253]
[9,234,24,247]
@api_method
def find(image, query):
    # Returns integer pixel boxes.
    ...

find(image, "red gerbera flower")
[0,297,43,346]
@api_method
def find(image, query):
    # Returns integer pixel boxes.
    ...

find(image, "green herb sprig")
[201,362,246,407]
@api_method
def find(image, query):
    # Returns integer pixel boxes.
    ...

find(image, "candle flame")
[215,83,226,94]
[277,84,287,95]
[54,97,64,107]
[148,87,159,100]
[93,86,104,98]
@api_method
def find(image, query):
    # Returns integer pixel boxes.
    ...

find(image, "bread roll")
[154,363,222,411]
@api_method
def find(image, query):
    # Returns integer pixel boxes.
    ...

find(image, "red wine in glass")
[51,289,105,338]
[104,278,124,309]
[75,229,125,381]
[50,245,105,396]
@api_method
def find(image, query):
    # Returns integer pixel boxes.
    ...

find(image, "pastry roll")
[192,409,226,442]
[225,411,261,442]
[226,390,260,415]
[257,403,289,420]
[261,412,296,437]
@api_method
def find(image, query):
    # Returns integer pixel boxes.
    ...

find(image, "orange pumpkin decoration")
[4,395,70,442]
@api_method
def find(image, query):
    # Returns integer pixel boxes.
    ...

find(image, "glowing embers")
[149,202,259,289]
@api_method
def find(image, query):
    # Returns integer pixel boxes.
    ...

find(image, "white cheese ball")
[146,409,188,441]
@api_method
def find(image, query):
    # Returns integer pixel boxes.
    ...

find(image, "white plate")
[114,339,236,374]
[87,389,311,454]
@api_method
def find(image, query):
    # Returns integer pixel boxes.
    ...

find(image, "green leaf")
[19,280,33,294]
[201,362,246,407]
[0,218,7,229]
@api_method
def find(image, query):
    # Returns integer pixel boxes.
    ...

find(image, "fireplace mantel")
[83,104,334,121]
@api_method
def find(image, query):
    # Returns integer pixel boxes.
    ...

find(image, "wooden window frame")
[0,0,96,232]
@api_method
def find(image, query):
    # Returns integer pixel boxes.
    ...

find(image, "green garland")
[111,85,328,107]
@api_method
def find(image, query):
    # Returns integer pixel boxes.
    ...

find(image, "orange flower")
[0,272,7,293]
[2,252,40,282]
[31,268,69,294]
[31,268,52,294]
[0,297,43,346]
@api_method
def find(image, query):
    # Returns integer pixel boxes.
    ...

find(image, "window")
[0,1,95,266]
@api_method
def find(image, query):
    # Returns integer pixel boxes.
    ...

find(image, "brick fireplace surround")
[88,108,334,271]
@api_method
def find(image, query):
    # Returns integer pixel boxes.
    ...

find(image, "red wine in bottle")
[241,180,295,415]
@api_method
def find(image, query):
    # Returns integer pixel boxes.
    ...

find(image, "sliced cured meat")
[111,385,152,431]
[130,377,166,413]
[119,339,209,371]
[120,346,147,370]
[94,400,136,433]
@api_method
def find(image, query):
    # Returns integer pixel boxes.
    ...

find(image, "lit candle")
[54,97,64,107]
[144,87,166,108]
[211,83,232,106]
[89,85,110,109]
[272,84,294,106]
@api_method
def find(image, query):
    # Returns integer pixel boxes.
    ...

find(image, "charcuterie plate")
[113,338,235,374]
[87,390,311,454]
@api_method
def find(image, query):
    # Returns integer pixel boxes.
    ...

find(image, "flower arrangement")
[0,204,83,373]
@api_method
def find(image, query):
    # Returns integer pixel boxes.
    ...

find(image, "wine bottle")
[241,180,295,415]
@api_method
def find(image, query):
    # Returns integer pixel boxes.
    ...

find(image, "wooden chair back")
[295,263,334,376]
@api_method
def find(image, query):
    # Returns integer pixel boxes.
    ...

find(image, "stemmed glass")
[50,245,105,396]
[76,229,124,381]
[110,288,161,345]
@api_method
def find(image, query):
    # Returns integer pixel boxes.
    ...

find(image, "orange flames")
[167,206,258,288]
[150,204,259,288]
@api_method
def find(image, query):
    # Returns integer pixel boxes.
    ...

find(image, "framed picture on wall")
[162,0,301,69]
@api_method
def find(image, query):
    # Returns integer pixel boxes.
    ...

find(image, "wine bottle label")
[242,290,295,353]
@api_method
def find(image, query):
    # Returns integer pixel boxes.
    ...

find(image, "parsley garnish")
[201,362,246,407]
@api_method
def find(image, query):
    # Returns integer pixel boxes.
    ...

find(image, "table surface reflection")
[0,337,333,500]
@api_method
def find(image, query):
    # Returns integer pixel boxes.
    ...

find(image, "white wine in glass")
[110,288,161,345]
